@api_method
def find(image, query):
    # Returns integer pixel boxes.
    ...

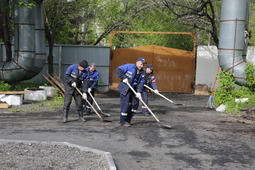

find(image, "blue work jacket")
[144,72,158,91]
[116,63,145,95]
[84,66,99,90]
[64,64,88,91]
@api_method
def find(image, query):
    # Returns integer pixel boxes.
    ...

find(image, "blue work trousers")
[82,90,94,113]
[141,90,149,114]
[120,90,139,124]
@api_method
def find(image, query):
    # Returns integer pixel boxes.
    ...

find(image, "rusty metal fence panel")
[109,45,195,93]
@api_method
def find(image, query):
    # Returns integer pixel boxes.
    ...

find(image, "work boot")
[122,122,131,127]
[85,106,91,115]
[142,112,150,116]
[142,108,150,116]
[78,110,86,122]
[62,109,69,123]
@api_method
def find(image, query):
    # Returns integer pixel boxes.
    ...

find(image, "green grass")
[10,108,21,112]
[26,96,64,112]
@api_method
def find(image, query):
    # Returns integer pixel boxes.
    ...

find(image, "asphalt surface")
[1,92,255,170]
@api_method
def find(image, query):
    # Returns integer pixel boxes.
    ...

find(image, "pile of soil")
[0,142,109,170]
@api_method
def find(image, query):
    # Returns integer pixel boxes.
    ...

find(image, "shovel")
[126,82,172,129]
[75,87,112,122]
[88,91,111,117]
[144,84,184,106]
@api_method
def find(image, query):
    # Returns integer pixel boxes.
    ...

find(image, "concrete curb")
[0,139,117,170]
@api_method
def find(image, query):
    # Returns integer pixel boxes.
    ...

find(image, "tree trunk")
[47,41,54,74]
[45,24,54,74]
[0,0,12,62]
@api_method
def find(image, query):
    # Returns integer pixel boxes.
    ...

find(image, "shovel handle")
[144,84,178,105]
[88,91,103,112]
[75,87,103,120]
[126,82,160,123]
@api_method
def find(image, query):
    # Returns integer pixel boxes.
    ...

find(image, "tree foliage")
[111,4,194,51]
[1,0,255,75]
[213,63,255,113]
[0,0,36,61]
[0,0,13,61]
[93,0,157,45]
[248,0,255,46]
[152,0,221,46]
[245,62,255,91]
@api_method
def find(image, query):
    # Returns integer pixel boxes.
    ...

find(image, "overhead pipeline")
[0,0,46,83]
[218,0,250,85]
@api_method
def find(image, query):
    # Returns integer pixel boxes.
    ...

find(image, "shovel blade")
[159,122,173,129]
[175,103,185,106]
[100,111,111,117]
[102,119,112,122]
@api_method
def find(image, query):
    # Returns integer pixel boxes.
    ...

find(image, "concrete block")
[0,94,23,105]
[39,86,55,98]
[24,88,47,101]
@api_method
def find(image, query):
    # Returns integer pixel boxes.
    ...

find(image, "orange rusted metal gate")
[109,31,196,93]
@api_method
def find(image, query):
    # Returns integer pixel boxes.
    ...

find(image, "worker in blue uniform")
[62,60,88,123]
[83,63,99,114]
[141,64,159,116]
[116,57,147,127]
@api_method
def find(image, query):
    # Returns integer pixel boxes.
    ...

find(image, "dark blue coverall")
[83,66,99,114]
[141,72,158,114]
[63,64,88,119]
[116,64,145,125]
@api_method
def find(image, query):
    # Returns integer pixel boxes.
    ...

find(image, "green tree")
[0,0,36,62]
[245,62,255,91]
[112,4,194,51]
[0,0,14,62]
[43,0,72,74]
[152,0,221,46]
[94,0,157,45]
[61,0,99,45]
[248,0,255,46]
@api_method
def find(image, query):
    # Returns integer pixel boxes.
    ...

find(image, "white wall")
[196,46,255,89]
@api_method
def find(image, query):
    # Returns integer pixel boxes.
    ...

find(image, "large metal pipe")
[0,0,46,83]
[218,0,250,86]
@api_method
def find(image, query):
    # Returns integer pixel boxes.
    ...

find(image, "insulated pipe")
[218,0,250,86]
[0,0,46,83]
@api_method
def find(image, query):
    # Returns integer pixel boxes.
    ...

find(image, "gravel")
[0,142,109,170]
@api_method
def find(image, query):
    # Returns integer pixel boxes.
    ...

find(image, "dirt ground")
[0,91,255,170]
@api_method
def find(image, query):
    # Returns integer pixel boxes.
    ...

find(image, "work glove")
[136,92,142,100]
[154,89,159,94]
[88,88,92,93]
[71,82,76,88]
[123,78,129,84]
[82,93,87,100]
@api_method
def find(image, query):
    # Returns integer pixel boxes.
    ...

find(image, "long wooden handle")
[126,82,160,122]
[75,87,103,120]
[144,84,176,104]
[88,91,102,112]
